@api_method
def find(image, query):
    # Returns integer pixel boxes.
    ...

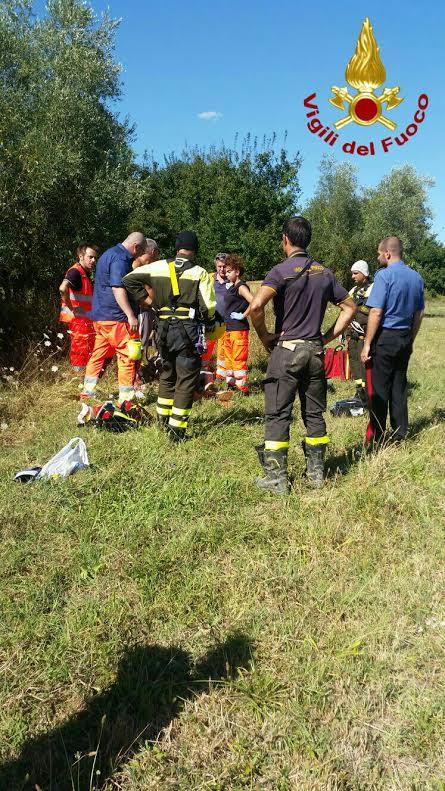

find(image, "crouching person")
[250,216,356,494]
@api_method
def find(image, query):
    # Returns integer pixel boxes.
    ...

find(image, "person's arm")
[250,286,279,351]
[59,278,73,311]
[322,297,357,345]
[112,287,138,332]
[198,270,216,323]
[360,307,383,363]
[411,309,424,342]
[238,284,253,317]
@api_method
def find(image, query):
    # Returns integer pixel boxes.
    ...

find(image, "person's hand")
[127,313,139,333]
[260,332,279,353]
[361,341,371,364]
[230,311,245,320]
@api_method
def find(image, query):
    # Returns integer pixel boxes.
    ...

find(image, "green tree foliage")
[0,0,134,318]
[129,138,301,279]
[412,237,445,296]
[305,158,444,293]
[305,158,363,282]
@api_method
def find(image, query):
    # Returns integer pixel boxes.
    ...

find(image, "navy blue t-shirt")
[91,244,134,322]
[214,277,228,322]
[224,280,250,331]
[263,253,348,341]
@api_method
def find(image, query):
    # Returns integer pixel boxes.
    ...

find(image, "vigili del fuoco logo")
[303,17,429,156]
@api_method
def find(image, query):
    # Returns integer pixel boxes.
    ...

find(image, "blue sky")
[35,0,444,239]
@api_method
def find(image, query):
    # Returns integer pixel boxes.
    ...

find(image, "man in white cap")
[346,260,373,405]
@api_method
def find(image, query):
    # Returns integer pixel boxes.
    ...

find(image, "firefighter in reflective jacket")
[123,231,216,441]
[346,260,373,406]
[59,243,98,371]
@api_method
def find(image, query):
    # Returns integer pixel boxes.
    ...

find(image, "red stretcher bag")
[324,346,350,380]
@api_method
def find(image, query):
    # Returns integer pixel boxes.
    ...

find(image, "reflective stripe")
[159,305,189,313]
[74,293,92,303]
[305,436,329,445]
[265,441,290,450]
[158,397,174,406]
[156,406,172,416]
[119,385,135,393]
[168,261,180,297]
[84,375,99,384]
[158,313,189,321]
[172,406,191,416]
[168,417,188,429]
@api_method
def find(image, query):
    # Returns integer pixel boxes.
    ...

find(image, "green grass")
[0,299,444,790]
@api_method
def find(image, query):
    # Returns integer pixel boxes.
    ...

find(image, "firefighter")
[123,231,216,441]
[250,216,356,494]
[346,260,373,406]
[59,243,98,372]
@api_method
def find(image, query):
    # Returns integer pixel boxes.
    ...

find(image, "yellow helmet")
[206,321,226,341]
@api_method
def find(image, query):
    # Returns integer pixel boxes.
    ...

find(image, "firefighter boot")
[354,385,367,407]
[304,442,326,489]
[167,424,187,443]
[255,443,265,469]
[157,414,170,431]
[255,449,290,495]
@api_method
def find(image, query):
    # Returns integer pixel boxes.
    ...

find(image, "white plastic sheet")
[36,437,89,480]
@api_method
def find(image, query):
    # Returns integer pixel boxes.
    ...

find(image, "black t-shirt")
[262,253,348,341]
[224,280,250,331]
[65,266,83,292]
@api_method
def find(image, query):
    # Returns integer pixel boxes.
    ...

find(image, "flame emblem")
[329,18,403,130]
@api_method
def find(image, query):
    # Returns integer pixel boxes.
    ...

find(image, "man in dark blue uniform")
[361,236,424,445]
[250,216,356,494]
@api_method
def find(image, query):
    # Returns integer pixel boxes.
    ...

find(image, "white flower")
[57,333,64,339]
[44,340,51,347]
[51,365,59,372]
[9,367,14,372]
[1,422,8,430]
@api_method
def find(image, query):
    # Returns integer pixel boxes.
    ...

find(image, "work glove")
[230,311,245,320]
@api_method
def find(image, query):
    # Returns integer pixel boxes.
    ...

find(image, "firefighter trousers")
[346,332,366,387]
[155,321,201,432]
[264,341,327,448]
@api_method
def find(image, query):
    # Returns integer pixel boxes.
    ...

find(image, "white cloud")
[197,111,223,122]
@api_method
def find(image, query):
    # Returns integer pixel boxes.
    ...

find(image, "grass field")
[1,299,444,791]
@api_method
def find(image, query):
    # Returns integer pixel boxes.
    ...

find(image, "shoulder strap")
[168,261,180,297]
[287,257,314,284]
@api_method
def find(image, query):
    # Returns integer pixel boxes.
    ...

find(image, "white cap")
[351,260,369,277]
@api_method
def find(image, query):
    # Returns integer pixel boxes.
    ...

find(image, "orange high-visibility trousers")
[68,317,96,371]
[201,335,225,378]
[82,321,138,403]
[224,330,249,391]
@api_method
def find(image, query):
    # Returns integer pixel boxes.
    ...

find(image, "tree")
[129,138,301,279]
[361,165,434,267]
[0,0,134,326]
[305,157,363,282]
[411,236,445,296]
